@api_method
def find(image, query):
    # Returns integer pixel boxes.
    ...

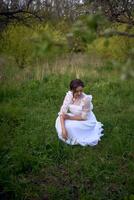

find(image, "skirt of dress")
[55,111,104,146]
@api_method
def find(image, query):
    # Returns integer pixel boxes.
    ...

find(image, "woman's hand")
[62,128,68,140]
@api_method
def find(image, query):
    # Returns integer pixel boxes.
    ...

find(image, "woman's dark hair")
[70,79,84,91]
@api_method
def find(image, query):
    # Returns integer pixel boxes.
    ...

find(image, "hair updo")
[69,79,84,91]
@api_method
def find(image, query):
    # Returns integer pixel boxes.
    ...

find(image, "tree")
[0,0,43,31]
[82,0,134,38]
[0,0,84,31]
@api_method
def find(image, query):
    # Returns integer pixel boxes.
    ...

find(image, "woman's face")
[73,86,83,98]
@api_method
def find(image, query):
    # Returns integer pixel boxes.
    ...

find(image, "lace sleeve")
[58,91,72,116]
[81,95,93,120]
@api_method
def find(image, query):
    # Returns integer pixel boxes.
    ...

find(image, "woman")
[55,79,104,146]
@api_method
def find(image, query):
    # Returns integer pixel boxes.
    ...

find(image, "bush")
[87,24,134,62]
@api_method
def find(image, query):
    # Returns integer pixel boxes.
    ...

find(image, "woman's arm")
[58,91,72,140]
[58,91,72,116]
[62,114,84,121]
[60,115,68,140]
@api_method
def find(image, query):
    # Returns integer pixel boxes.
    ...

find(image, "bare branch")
[100,31,134,38]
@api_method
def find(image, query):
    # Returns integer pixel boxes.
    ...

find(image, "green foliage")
[67,16,96,52]
[32,23,67,62]
[67,14,107,52]
[0,16,134,67]
[0,24,35,68]
[87,24,134,62]
[88,36,127,60]
[0,22,67,68]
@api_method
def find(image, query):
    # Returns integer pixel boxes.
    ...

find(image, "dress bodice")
[69,104,82,115]
[58,90,93,120]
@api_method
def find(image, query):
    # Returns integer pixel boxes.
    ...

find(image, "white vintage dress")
[55,91,104,146]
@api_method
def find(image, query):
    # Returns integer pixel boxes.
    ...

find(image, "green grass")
[0,63,134,200]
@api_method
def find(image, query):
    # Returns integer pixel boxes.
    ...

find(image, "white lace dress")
[55,91,104,146]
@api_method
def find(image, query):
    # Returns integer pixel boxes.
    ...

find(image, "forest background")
[0,1,134,199]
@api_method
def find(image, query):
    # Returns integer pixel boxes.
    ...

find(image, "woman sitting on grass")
[55,79,104,146]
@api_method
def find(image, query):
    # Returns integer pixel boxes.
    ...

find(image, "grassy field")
[0,59,134,200]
